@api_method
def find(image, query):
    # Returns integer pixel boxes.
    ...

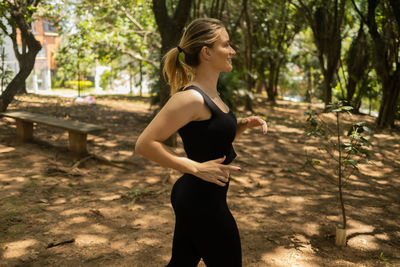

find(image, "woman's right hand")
[192,156,241,187]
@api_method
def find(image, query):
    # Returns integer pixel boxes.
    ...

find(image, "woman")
[135,18,267,267]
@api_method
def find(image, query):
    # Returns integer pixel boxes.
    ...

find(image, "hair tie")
[177,46,183,53]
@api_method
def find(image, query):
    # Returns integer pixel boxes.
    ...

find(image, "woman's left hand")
[241,116,268,134]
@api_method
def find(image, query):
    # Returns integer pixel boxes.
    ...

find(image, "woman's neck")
[191,65,220,97]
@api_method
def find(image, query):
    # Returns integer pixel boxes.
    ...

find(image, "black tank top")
[178,86,237,165]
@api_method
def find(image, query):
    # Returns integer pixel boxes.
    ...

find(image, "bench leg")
[16,119,33,142]
[68,130,87,155]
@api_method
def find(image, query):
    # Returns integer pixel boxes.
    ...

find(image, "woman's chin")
[224,65,233,72]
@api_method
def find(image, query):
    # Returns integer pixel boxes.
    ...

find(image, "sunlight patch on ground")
[0,145,15,153]
[302,145,319,152]
[261,247,319,267]
[136,237,159,246]
[127,204,145,212]
[90,223,113,234]
[118,150,133,157]
[347,234,381,251]
[375,233,390,241]
[145,176,162,184]
[358,164,392,178]
[100,194,121,201]
[92,207,124,217]
[132,214,169,229]
[319,194,333,199]
[2,239,38,259]
[116,179,136,188]
[65,216,88,224]
[0,174,25,183]
[288,196,306,203]
[110,240,139,253]
[53,198,67,204]
[75,234,108,246]
[60,208,90,216]
[275,124,304,134]
[101,140,120,148]
[373,133,398,140]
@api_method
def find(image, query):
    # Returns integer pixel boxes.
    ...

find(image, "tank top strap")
[183,85,217,113]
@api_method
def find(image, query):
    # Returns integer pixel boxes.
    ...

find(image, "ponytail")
[163,46,194,94]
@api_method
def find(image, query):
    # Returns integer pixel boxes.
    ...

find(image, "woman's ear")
[200,46,212,61]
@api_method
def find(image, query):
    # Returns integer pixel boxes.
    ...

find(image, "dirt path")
[0,94,399,267]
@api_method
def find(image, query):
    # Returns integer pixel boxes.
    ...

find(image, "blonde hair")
[163,18,225,94]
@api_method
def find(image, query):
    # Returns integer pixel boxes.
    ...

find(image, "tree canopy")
[1,0,399,128]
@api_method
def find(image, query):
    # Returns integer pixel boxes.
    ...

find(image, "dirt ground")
[0,94,399,267]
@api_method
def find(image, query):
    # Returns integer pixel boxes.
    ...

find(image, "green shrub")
[100,71,113,91]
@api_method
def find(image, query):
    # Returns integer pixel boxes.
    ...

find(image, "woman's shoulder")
[171,86,205,106]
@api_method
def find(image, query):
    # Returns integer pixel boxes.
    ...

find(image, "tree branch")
[122,49,158,68]
[0,20,11,36]
[350,0,368,26]
[114,0,144,31]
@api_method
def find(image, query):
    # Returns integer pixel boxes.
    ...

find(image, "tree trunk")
[346,78,357,104]
[346,23,368,107]
[266,66,276,104]
[273,63,281,99]
[300,0,345,109]
[353,78,369,113]
[0,4,42,112]
[377,74,400,128]
[0,64,35,111]
[323,69,334,107]
[242,0,253,111]
[152,0,193,146]
[357,0,400,128]
[152,0,193,105]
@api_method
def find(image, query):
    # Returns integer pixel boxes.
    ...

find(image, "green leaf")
[362,126,373,135]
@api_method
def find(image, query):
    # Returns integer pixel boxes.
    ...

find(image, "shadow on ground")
[0,94,399,267]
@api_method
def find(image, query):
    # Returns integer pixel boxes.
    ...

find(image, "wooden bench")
[1,111,107,155]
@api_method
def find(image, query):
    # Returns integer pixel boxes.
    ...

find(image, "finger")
[214,178,227,187]
[220,175,229,183]
[262,121,268,134]
[226,165,241,172]
[211,155,226,163]
[253,117,268,134]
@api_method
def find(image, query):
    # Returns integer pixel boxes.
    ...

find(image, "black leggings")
[167,174,242,267]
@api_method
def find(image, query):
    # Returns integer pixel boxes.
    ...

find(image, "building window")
[43,20,57,32]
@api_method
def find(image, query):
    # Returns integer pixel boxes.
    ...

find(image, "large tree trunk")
[152,0,192,146]
[299,0,346,109]
[0,3,42,112]
[266,64,277,104]
[0,62,36,111]
[321,67,334,106]
[353,0,400,128]
[153,0,192,106]
[242,0,254,112]
[377,73,400,128]
[346,24,368,106]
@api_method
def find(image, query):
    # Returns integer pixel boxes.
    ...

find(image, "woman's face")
[208,28,236,72]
